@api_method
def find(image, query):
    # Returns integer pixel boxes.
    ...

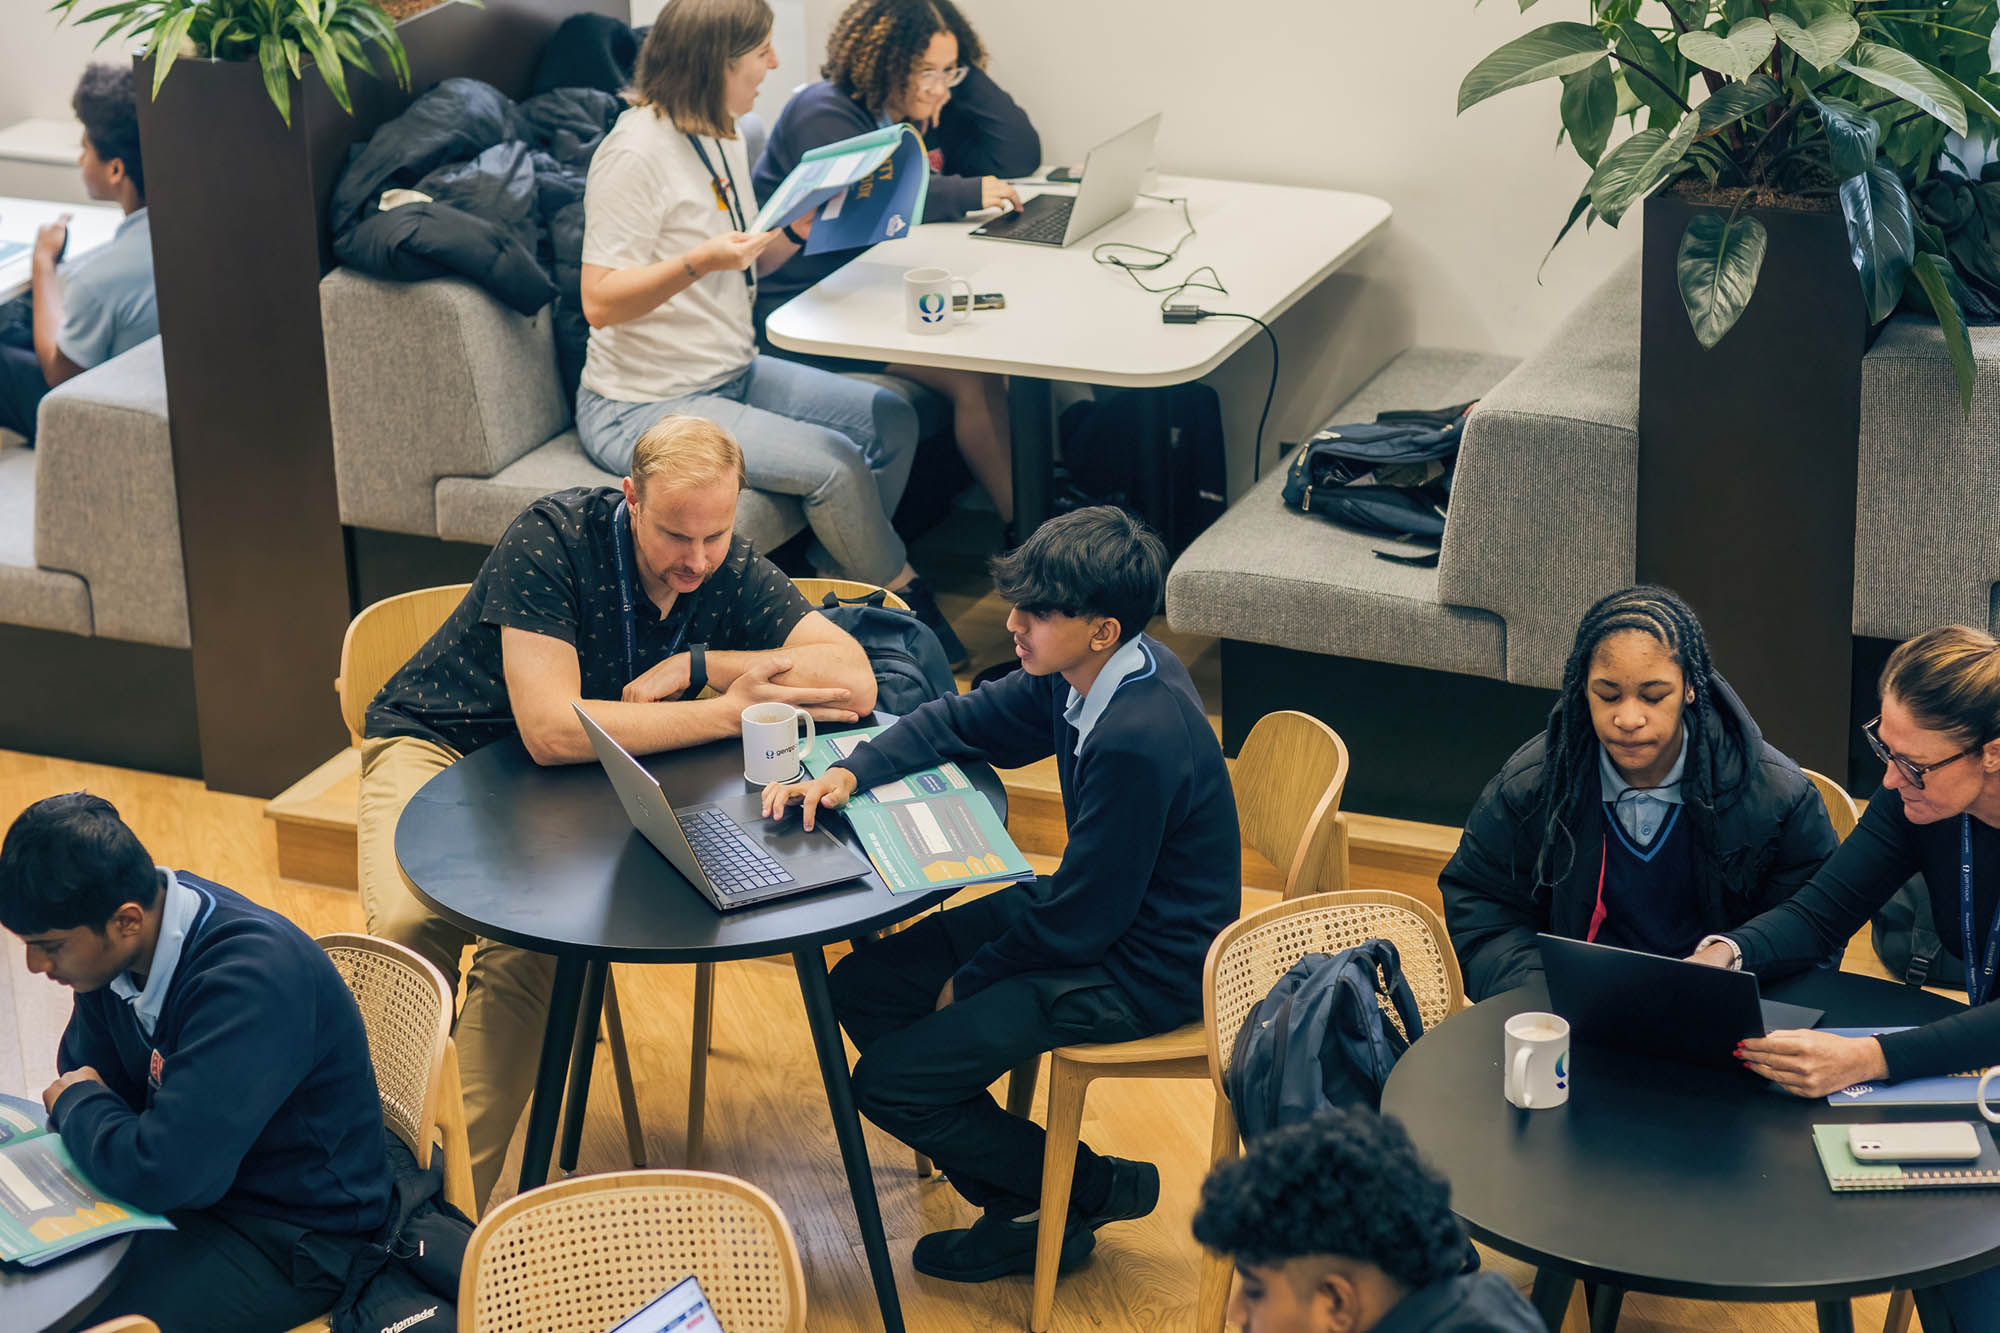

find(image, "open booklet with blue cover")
[803,723,1031,895]
[0,1090,173,1266]
[749,123,929,256]
[1823,1027,1993,1105]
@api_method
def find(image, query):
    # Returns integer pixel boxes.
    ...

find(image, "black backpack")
[1055,383,1227,555]
[1224,939,1425,1142]
[1872,875,1968,990]
[814,591,957,715]
[1280,403,1475,564]
[328,1134,472,1333]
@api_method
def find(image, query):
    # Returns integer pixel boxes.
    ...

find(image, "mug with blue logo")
[904,266,973,335]
[1503,1011,1570,1109]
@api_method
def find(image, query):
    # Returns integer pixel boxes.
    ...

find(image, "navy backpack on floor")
[814,591,956,716]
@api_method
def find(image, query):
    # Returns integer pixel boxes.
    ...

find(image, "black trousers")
[829,882,1154,1216]
[86,1206,371,1333]
[0,338,47,443]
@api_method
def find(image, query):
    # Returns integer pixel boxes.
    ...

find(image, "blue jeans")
[577,357,919,585]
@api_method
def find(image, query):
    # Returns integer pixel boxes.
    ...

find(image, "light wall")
[0,12,132,127]
[799,0,1645,494]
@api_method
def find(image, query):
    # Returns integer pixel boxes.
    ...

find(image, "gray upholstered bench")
[1168,259,1645,821]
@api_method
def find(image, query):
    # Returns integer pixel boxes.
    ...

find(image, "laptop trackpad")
[1760,998,1825,1032]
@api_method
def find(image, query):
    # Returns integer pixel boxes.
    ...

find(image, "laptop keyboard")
[683,807,795,897]
[987,196,1072,244]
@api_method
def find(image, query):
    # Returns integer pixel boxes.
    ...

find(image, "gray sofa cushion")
[1167,347,1519,677]
[1853,316,2000,640]
[29,338,188,648]
[0,442,90,636]
[322,269,571,536]
[1437,258,1641,688]
[434,431,805,553]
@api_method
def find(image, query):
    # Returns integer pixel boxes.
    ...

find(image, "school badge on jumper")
[148,1048,164,1087]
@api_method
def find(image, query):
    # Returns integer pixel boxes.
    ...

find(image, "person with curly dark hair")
[1192,1109,1541,1333]
[0,63,155,446]
[752,0,1039,531]
[1439,585,1839,1001]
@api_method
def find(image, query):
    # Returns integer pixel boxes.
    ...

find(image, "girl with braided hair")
[752,0,1039,537]
[1441,586,1838,1003]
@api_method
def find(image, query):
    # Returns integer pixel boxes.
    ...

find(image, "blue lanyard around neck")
[610,499,689,683]
[1959,814,2000,1006]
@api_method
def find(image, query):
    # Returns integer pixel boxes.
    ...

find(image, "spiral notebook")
[1813,1122,2000,1191]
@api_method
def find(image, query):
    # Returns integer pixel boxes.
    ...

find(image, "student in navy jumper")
[0,794,392,1333]
[752,0,1039,525]
[762,507,1241,1281]
[1439,586,1839,1002]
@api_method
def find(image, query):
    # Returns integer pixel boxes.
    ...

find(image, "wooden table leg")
[794,944,903,1333]
[1815,1299,1856,1333]
[517,953,586,1195]
[1529,1268,1575,1333]
[1911,1286,1959,1333]
[1008,376,1053,537]
[558,958,610,1174]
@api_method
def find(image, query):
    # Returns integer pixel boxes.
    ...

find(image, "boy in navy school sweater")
[763,507,1242,1282]
[0,793,392,1333]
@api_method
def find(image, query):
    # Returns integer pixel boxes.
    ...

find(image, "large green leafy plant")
[48,0,443,126]
[1461,1,2000,407]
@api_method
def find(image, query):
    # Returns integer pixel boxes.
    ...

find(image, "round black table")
[396,722,1008,1333]
[6,1234,130,1333]
[1383,970,2000,1333]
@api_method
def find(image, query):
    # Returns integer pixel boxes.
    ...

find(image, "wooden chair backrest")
[460,1170,807,1332]
[80,1319,162,1333]
[1203,890,1465,1099]
[316,932,451,1170]
[1232,711,1351,899]
[1803,768,1861,842]
[792,576,910,613]
[335,584,473,745]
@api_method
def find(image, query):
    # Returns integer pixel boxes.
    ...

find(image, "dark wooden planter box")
[1637,193,1868,780]
[135,0,625,796]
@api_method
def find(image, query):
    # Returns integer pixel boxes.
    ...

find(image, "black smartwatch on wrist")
[782,223,807,247]
[685,643,708,699]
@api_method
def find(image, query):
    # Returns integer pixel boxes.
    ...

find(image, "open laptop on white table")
[970,114,1161,248]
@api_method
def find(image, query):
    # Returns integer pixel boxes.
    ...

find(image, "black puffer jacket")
[329,77,623,403]
[1439,675,1839,1000]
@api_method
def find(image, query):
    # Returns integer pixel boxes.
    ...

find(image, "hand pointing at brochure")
[764,766,858,831]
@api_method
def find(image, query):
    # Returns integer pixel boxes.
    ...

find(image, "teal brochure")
[1823,1027,1992,1105]
[0,1092,174,1266]
[750,123,930,256]
[804,724,1032,894]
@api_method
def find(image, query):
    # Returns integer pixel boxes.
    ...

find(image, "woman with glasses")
[575,0,965,658]
[1441,586,1839,1002]
[752,0,1040,540]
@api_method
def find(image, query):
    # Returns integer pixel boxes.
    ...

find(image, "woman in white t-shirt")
[576,0,963,662]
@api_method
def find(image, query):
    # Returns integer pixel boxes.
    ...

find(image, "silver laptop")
[970,113,1162,248]
[573,703,869,911]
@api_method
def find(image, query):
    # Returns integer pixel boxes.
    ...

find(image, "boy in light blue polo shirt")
[0,63,157,445]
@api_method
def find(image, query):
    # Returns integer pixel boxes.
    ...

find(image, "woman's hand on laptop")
[1685,941,1737,969]
[981,176,1021,212]
[762,768,858,831]
[1736,1031,1888,1098]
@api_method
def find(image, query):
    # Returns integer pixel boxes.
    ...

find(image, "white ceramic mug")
[904,266,972,335]
[1979,1066,2000,1124]
[742,702,815,784]
[1504,1011,1571,1109]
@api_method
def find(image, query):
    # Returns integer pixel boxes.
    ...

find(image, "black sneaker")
[911,1209,1094,1283]
[1073,1156,1160,1230]
[898,576,969,668]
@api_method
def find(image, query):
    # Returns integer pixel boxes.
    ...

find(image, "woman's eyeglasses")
[913,64,969,89]
[1862,716,1979,789]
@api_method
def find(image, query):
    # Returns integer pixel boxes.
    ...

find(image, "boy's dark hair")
[1191,1108,1468,1291]
[988,506,1166,644]
[74,63,144,200]
[0,793,161,936]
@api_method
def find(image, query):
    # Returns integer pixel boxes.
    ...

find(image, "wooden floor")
[0,746,1905,1332]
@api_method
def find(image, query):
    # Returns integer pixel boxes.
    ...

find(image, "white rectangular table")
[0,196,125,304]
[766,173,1393,531]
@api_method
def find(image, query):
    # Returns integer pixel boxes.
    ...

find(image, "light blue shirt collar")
[108,868,199,1041]
[113,206,148,241]
[1062,637,1154,755]
[1598,731,1686,846]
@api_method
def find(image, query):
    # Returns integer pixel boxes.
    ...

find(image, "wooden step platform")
[264,745,1461,910]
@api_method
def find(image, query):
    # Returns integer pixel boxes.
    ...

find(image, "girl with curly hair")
[1439,585,1838,1002]
[576,0,965,658]
[752,0,1040,532]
